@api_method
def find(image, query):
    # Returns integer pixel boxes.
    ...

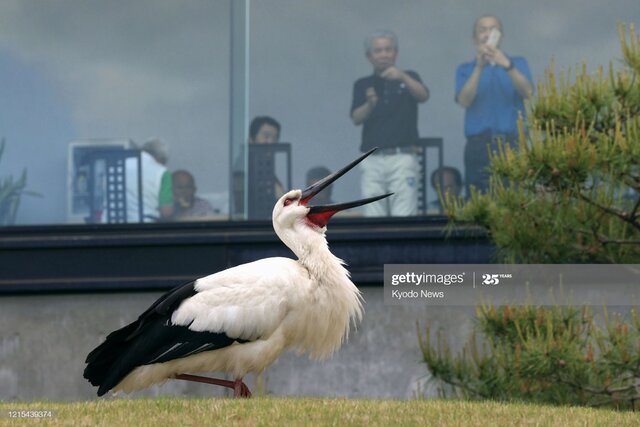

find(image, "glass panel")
[0,1,637,226]
[0,1,231,226]
[246,0,638,219]
[229,0,250,220]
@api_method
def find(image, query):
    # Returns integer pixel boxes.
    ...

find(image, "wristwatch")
[504,59,515,71]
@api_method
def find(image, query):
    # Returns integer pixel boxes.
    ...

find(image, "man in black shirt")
[351,29,429,216]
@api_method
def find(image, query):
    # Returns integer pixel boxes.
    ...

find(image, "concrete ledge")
[0,287,476,400]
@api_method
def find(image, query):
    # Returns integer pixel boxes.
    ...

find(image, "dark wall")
[0,217,493,294]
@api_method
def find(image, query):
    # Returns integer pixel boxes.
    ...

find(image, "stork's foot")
[233,378,252,398]
[174,374,252,398]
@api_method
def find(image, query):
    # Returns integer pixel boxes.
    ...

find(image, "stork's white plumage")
[84,149,390,397]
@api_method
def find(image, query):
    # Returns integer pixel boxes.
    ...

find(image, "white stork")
[84,148,390,398]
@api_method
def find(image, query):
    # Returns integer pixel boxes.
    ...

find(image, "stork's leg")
[174,374,252,398]
[234,378,252,398]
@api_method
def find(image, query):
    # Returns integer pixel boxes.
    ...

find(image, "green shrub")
[419,304,640,410]
[425,24,640,410]
[0,139,38,225]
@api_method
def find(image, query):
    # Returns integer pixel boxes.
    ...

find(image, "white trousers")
[361,153,419,217]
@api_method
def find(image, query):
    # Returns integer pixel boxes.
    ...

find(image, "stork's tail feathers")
[84,280,259,396]
[83,320,141,395]
[84,280,198,396]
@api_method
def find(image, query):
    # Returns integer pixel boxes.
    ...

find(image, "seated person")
[306,166,334,205]
[171,170,216,221]
[430,166,462,212]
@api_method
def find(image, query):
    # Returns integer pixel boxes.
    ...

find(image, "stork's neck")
[282,226,349,281]
[275,220,363,360]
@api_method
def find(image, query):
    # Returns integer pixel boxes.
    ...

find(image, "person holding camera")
[351,29,429,217]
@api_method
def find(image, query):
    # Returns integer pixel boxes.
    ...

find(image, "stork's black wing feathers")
[85,280,197,366]
[93,314,241,396]
[83,280,250,396]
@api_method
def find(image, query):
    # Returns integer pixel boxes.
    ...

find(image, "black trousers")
[464,132,517,197]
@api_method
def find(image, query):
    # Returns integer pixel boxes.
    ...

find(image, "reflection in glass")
[0,1,636,226]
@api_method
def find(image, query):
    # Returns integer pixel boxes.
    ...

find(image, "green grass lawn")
[1,398,638,426]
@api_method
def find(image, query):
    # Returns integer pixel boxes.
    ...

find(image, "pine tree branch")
[572,225,640,246]
[426,372,488,399]
[630,195,640,220]
[557,375,639,396]
[600,239,640,245]
[577,192,640,231]
[626,175,640,191]
[590,395,640,408]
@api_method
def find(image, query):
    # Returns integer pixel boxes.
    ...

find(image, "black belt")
[371,146,417,155]
[468,132,517,143]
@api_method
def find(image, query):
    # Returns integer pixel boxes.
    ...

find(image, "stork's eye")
[284,198,295,206]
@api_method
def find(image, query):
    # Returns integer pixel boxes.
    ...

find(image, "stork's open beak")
[300,148,392,228]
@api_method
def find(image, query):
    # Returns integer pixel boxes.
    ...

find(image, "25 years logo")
[482,274,500,285]
[481,273,513,285]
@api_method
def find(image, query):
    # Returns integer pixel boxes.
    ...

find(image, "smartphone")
[486,28,501,48]
[485,28,501,65]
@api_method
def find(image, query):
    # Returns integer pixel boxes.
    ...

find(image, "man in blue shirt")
[455,15,533,196]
